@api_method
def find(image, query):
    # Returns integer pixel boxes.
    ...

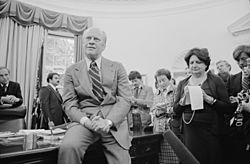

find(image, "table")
[0,131,162,164]
[0,137,60,164]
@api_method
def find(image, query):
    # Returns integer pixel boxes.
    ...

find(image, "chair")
[164,129,200,164]
[0,105,26,132]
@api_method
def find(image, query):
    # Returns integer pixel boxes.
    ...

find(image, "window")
[42,31,75,89]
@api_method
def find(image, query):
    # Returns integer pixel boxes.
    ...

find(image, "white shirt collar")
[49,83,57,91]
[85,56,102,70]
[1,83,8,87]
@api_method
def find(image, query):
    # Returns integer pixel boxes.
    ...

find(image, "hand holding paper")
[187,86,204,111]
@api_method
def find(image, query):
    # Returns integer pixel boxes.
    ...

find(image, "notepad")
[187,86,204,111]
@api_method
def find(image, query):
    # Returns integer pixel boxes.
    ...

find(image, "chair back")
[164,129,200,164]
[0,105,27,132]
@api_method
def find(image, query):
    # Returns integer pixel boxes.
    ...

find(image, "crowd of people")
[1,27,250,164]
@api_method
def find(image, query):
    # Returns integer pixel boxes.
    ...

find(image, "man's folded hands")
[80,115,113,134]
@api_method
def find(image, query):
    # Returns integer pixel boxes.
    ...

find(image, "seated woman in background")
[151,68,179,164]
[173,48,232,164]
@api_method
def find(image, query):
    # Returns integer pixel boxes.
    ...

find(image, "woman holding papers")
[173,48,232,164]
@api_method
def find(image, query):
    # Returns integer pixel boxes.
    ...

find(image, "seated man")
[58,27,132,164]
[0,67,23,107]
[39,72,67,129]
[128,71,154,128]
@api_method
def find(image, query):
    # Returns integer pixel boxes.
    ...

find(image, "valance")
[0,0,89,34]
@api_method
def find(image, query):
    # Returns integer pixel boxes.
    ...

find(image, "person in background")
[241,58,250,113]
[216,60,231,85]
[128,70,154,129]
[0,67,23,107]
[185,67,192,77]
[58,27,132,164]
[39,72,67,129]
[227,45,250,164]
[170,78,177,88]
[173,48,232,164]
[152,68,178,164]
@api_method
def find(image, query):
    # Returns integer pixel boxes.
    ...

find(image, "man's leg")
[58,124,99,164]
[101,132,131,164]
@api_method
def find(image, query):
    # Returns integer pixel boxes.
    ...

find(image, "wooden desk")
[0,131,162,164]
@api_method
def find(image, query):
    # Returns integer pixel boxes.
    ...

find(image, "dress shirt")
[84,56,102,71]
[48,83,57,91]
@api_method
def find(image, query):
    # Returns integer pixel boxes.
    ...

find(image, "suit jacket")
[63,57,132,149]
[39,85,64,127]
[227,72,250,138]
[227,72,242,97]
[227,72,250,114]
[0,81,23,107]
[131,84,154,109]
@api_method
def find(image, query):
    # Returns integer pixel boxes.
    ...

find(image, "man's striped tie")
[242,76,249,91]
[89,61,103,102]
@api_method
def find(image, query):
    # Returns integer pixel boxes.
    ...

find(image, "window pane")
[42,34,75,89]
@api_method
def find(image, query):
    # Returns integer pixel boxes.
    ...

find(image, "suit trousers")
[58,124,131,164]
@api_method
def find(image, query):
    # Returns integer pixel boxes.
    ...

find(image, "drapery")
[0,17,46,128]
[0,0,89,35]
[0,0,89,128]
[75,34,84,62]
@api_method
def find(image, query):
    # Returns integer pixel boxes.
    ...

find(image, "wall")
[18,0,250,87]
[92,0,250,87]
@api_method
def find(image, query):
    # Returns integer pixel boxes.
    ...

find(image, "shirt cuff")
[106,119,113,127]
[80,117,89,126]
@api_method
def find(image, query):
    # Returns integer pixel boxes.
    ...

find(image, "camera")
[237,90,250,103]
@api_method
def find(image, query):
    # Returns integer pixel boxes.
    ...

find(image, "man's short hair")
[233,45,250,61]
[216,60,231,71]
[128,71,142,81]
[0,66,10,73]
[47,72,60,83]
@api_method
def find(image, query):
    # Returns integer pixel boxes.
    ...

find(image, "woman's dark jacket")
[173,71,233,135]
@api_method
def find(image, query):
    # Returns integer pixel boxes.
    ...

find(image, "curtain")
[0,17,46,128]
[75,34,84,62]
[0,0,89,128]
[0,0,89,35]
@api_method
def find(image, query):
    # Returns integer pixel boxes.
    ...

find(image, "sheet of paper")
[187,86,203,110]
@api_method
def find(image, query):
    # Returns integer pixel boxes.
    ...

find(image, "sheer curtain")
[0,17,46,128]
[0,0,90,128]
[75,34,84,62]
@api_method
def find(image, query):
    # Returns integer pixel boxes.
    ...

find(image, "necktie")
[3,84,7,94]
[242,76,249,91]
[56,88,62,100]
[89,61,103,101]
[134,87,139,98]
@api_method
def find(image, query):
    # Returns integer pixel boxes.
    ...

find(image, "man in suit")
[227,45,250,164]
[0,67,23,107]
[39,72,65,129]
[128,71,154,128]
[58,27,132,164]
[216,60,231,85]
